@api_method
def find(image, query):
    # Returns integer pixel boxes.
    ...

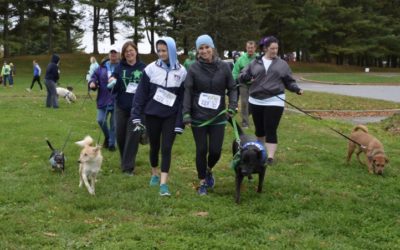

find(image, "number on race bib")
[153,88,177,107]
[198,92,221,110]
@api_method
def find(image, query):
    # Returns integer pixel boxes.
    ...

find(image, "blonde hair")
[90,56,97,64]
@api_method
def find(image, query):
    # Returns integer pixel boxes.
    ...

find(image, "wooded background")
[1,0,400,67]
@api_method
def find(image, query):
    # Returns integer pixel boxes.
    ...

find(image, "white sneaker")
[25,88,31,92]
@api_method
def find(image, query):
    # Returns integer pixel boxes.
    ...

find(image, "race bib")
[153,88,177,107]
[198,92,221,110]
[126,82,138,93]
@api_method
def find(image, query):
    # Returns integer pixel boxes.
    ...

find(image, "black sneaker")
[103,138,109,149]
[267,158,274,166]
[108,145,116,152]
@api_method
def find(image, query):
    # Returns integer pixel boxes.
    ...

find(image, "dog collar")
[64,91,71,98]
[242,141,267,162]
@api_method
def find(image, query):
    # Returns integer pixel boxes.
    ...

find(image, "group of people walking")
[1,61,15,87]
[40,33,303,197]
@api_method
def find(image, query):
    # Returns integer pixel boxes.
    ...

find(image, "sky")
[78,5,157,54]
[80,26,157,55]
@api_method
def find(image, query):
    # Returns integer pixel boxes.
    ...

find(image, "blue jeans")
[97,105,116,147]
[45,79,59,108]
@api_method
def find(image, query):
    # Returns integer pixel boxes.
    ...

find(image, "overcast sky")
[77,5,157,54]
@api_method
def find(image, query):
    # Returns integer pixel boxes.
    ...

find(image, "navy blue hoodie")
[111,60,146,112]
[45,54,60,82]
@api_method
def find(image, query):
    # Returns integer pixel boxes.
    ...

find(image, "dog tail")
[353,124,368,133]
[45,138,55,151]
[75,135,94,147]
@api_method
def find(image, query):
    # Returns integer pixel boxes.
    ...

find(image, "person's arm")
[182,68,194,125]
[174,69,187,133]
[89,67,100,90]
[232,57,242,80]
[226,64,238,111]
[131,70,150,124]
[282,64,302,94]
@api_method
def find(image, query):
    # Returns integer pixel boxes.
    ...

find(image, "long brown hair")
[121,41,139,62]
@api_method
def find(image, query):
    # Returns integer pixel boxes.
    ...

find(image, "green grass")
[1,54,400,249]
[301,73,400,85]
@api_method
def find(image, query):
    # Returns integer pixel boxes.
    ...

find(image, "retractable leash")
[270,92,367,149]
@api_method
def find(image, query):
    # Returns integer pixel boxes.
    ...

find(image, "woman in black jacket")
[183,34,238,196]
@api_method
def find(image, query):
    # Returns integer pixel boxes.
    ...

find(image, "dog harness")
[231,141,267,170]
[242,141,267,162]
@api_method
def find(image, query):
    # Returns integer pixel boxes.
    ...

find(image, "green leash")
[230,118,242,170]
[191,109,229,127]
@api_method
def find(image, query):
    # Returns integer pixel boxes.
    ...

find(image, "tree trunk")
[108,7,115,45]
[17,5,26,55]
[48,0,54,54]
[133,0,139,45]
[93,5,100,54]
[2,3,10,58]
[65,6,72,53]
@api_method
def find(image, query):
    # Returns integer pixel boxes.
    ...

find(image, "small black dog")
[46,139,65,173]
[231,121,267,204]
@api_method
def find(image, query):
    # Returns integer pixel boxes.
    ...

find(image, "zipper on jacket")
[165,71,169,88]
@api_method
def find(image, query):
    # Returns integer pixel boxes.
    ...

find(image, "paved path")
[297,81,400,103]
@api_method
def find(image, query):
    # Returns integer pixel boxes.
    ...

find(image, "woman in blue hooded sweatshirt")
[131,37,187,196]
[108,41,146,175]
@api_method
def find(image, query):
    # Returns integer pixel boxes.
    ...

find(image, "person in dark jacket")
[131,37,187,196]
[239,36,303,165]
[89,46,120,151]
[183,34,238,196]
[45,54,60,108]
[107,41,146,175]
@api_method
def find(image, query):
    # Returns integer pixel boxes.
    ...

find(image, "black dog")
[46,139,65,173]
[231,121,267,204]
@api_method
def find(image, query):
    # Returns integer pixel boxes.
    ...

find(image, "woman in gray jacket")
[183,34,237,196]
[240,36,303,165]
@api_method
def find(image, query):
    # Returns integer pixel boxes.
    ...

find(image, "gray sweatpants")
[239,84,250,126]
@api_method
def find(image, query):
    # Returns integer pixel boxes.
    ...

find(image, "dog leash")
[191,109,230,127]
[59,86,93,152]
[263,90,367,148]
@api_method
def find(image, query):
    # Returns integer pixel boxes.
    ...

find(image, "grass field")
[1,55,400,249]
[301,73,400,85]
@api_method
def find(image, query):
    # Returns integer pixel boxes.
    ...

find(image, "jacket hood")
[156,37,179,70]
[51,54,60,64]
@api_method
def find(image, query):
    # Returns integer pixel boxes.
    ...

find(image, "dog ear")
[385,157,389,164]
[67,86,73,91]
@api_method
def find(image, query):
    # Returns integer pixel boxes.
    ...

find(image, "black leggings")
[250,104,284,143]
[31,76,42,90]
[145,114,177,173]
[192,124,225,179]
